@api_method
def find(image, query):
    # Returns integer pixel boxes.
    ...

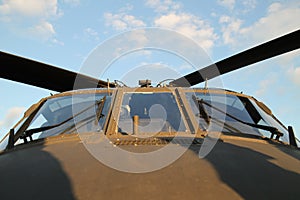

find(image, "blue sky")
[0,0,300,139]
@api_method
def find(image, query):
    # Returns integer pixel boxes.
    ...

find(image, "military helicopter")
[0,29,300,200]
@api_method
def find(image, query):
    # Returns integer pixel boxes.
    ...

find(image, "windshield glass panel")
[19,93,111,141]
[191,92,255,122]
[118,92,186,134]
[186,92,288,140]
[249,98,289,142]
[0,116,28,151]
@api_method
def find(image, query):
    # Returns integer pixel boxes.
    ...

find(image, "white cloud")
[240,2,300,43]
[0,0,59,18]
[84,27,100,41]
[111,29,149,58]
[145,0,217,52]
[178,64,193,71]
[119,3,133,13]
[27,21,56,40]
[219,2,300,47]
[154,13,218,52]
[217,0,236,10]
[51,38,64,46]
[125,29,149,46]
[288,67,300,86]
[0,107,25,131]
[104,12,146,31]
[272,49,300,71]
[217,0,256,13]
[255,74,277,97]
[267,2,281,13]
[219,15,243,45]
[242,0,256,11]
[0,0,61,41]
[145,0,181,13]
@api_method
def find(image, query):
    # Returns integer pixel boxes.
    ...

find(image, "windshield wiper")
[193,96,283,140]
[20,96,107,143]
[95,96,106,125]
[192,95,210,124]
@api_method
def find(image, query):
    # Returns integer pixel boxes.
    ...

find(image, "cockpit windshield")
[117,92,186,135]
[0,88,294,151]
[14,92,112,144]
[185,91,289,143]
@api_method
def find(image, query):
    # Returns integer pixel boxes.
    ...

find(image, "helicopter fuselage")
[0,87,299,199]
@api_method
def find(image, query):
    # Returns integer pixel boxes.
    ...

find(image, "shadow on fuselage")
[0,141,76,200]
[2,135,300,200]
[197,140,300,199]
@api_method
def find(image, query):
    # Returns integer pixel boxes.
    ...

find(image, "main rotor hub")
[139,79,151,87]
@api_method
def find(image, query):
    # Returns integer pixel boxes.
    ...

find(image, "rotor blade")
[0,51,115,92]
[171,29,300,87]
